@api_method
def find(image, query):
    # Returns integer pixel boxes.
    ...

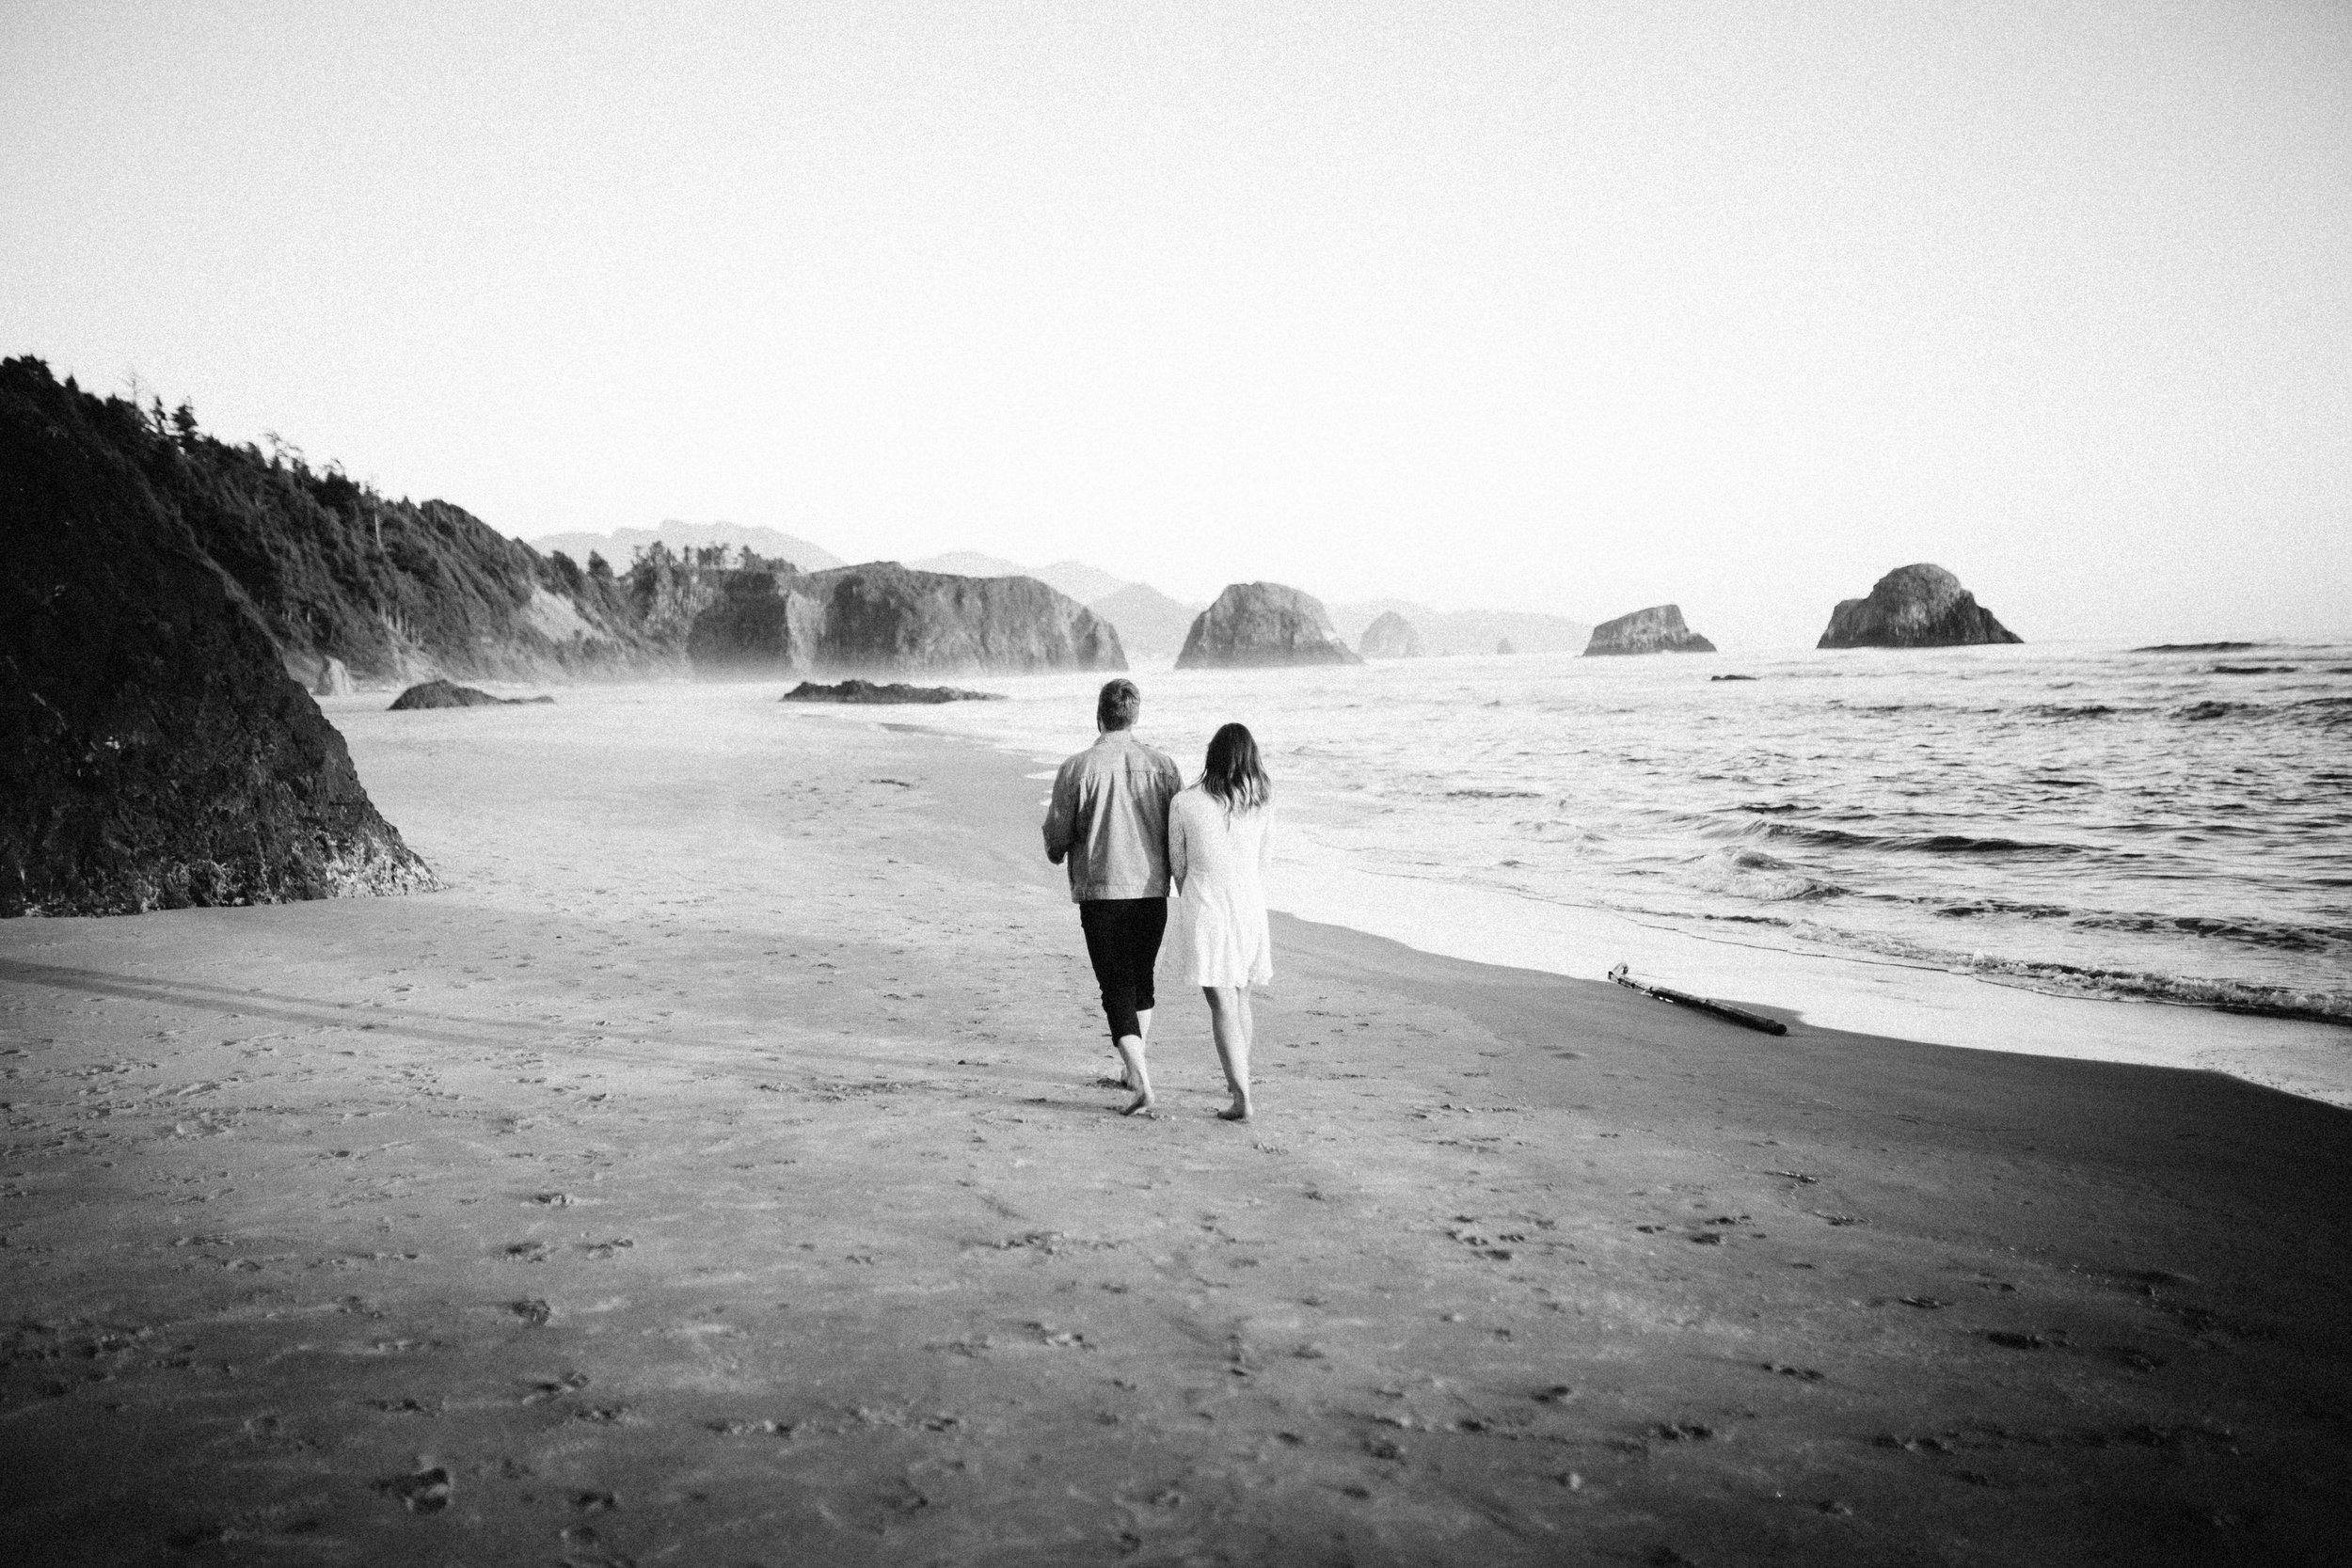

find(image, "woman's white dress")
[1168,785,1274,988]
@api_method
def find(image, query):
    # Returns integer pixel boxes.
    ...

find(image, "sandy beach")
[4,682,2347,1565]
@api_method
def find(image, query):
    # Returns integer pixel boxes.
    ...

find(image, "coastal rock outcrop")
[1175,583,1362,670]
[389,680,553,710]
[1,357,436,916]
[1817,564,2022,649]
[781,680,1006,705]
[1582,604,1716,656]
[682,568,827,678]
[685,562,1124,678]
[1358,610,1424,659]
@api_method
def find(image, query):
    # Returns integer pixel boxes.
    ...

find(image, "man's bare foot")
[1218,1097,1253,1121]
[1121,1092,1157,1117]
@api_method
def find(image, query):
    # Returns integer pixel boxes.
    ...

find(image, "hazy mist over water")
[913,644,2352,1028]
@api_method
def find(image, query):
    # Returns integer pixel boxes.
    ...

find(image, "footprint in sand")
[508,1299,552,1325]
[376,1465,452,1513]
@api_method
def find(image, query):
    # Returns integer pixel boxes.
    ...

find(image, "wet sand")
[2,684,2347,1565]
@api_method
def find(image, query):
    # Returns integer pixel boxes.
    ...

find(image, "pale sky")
[7,1,2348,646]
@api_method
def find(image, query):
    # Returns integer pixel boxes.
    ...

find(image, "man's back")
[1042,731,1184,901]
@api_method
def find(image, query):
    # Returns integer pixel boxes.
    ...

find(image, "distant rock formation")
[1327,600,1591,657]
[681,568,826,678]
[1496,638,1517,656]
[1817,564,2022,649]
[1358,610,1424,659]
[1176,583,1362,670]
[781,679,1007,705]
[389,680,553,710]
[685,562,1125,678]
[1089,582,1206,665]
[1583,604,1716,656]
[2,356,436,917]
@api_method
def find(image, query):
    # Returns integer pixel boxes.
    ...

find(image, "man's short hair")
[1097,678,1142,731]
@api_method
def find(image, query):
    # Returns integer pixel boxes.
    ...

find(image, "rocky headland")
[1357,610,1424,658]
[1,357,435,916]
[1582,604,1716,656]
[1176,582,1362,670]
[781,680,1007,705]
[1818,563,2022,649]
[683,562,1124,679]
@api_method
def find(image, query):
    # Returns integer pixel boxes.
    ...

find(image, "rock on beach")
[0,361,435,916]
[389,680,555,710]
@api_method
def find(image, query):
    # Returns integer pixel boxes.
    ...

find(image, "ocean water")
[898,641,2352,1031]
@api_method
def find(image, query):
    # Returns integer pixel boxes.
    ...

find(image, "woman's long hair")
[1200,722,1271,814]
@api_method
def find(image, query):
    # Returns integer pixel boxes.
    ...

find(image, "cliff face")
[1176,583,1362,670]
[1358,610,1424,658]
[1818,564,2022,649]
[1583,604,1716,656]
[680,568,825,677]
[0,360,666,689]
[684,562,1125,678]
[1,359,436,916]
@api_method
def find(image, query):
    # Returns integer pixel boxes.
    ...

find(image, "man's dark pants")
[1079,897,1167,1040]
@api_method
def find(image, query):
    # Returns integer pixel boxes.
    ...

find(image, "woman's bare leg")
[1205,987,1254,1120]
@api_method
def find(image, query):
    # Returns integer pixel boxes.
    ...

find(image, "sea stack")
[1,357,436,916]
[1176,583,1362,670]
[1357,610,1424,659]
[1817,564,2022,649]
[1582,604,1716,656]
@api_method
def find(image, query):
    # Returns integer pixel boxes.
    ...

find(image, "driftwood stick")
[1607,963,1789,1036]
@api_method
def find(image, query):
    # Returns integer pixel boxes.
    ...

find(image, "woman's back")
[1169,785,1273,988]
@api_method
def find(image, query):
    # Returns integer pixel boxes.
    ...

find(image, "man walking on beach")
[1043,678,1184,1115]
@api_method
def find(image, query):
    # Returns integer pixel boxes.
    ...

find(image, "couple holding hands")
[1041,678,1274,1121]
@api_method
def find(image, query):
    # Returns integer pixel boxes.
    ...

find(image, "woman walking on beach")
[1167,723,1275,1121]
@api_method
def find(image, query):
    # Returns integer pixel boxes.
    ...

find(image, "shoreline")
[7,681,2345,1563]
[787,685,2352,1112]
